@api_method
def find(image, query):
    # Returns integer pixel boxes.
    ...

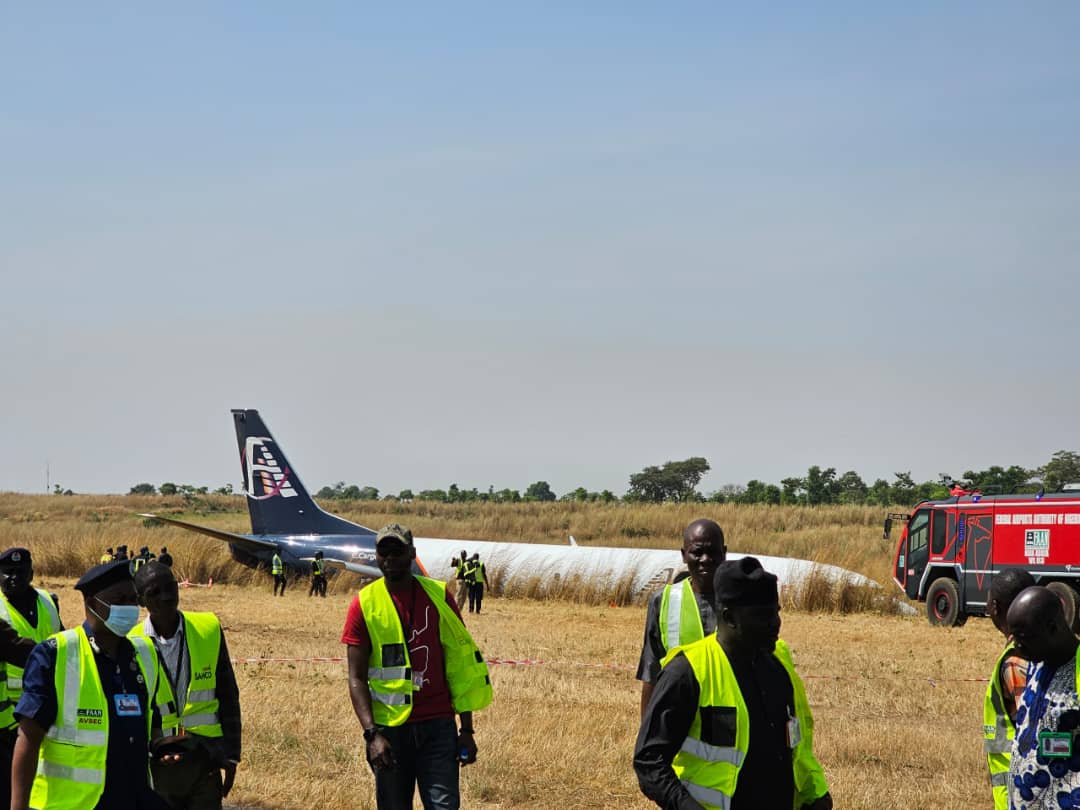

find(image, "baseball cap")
[376,523,414,547]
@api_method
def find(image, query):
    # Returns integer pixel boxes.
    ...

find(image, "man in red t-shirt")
[342,524,479,810]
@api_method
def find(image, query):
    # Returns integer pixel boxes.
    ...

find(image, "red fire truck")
[887,491,1080,626]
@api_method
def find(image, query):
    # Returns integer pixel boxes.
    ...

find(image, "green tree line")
[129,450,1080,507]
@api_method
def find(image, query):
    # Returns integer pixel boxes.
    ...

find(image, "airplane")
[140,409,880,597]
[140,409,396,579]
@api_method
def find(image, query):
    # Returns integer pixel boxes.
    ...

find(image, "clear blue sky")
[2,3,1077,496]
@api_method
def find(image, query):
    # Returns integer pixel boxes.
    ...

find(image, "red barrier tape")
[229,656,989,684]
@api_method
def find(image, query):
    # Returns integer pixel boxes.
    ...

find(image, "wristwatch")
[363,727,381,743]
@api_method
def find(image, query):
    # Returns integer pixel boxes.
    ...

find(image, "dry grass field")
[28,578,996,810]
[1,495,997,808]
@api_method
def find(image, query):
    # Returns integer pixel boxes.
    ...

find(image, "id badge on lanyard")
[1039,731,1073,758]
[786,705,801,749]
[115,693,142,717]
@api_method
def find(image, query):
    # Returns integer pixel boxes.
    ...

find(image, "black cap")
[75,560,134,598]
[0,548,32,567]
[713,557,779,607]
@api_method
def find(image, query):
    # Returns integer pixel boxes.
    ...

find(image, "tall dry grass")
[0,494,907,613]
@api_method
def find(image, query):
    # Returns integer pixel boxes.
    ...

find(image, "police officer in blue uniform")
[10,560,173,810]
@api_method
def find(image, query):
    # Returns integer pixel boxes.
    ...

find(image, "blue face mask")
[91,599,141,636]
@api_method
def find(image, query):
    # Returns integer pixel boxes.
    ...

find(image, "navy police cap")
[75,560,134,597]
[0,548,32,567]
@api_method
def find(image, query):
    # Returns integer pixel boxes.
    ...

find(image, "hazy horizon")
[3,4,1077,497]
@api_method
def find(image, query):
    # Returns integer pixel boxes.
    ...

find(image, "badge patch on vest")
[77,708,103,725]
[1039,731,1072,758]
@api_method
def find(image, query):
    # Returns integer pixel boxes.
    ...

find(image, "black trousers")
[150,742,224,810]
[467,583,484,613]
[368,717,460,810]
[273,574,287,595]
[0,728,14,810]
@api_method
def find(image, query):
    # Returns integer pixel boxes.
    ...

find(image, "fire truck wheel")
[926,577,964,626]
[1046,582,1080,634]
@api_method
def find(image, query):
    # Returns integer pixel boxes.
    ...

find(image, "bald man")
[1006,586,1080,809]
[636,519,727,714]
[983,569,1036,809]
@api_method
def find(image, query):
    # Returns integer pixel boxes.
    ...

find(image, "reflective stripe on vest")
[272,555,283,575]
[359,576,492,726]
[658,580,704,654]
[661,637,829,810]
[371,690,412,706]
[683,781,732,810]
[129,611,222,738]
[680,736,745,765]
[983,642,1019,810]
[0,589,63,729]
[30,628,164,810]
[368,666,409,680]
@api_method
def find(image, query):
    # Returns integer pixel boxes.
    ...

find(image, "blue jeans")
[369,717,460,810]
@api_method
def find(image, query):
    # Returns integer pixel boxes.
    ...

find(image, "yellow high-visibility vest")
[271,554,283,575]
[984,642,1018,810]
[661,636,829,809]
[130,611,224,738]
[658,580,705,654]
[29,627,177,810]
[469,562,485,585]
[0,588,62,729]
[359,576,492,726]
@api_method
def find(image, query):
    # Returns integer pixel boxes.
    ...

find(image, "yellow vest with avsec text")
[30,626,178,810]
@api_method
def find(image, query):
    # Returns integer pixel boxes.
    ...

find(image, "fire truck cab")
[887,492,1080,627]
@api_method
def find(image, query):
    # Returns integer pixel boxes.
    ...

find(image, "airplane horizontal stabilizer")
[138,514,279,555]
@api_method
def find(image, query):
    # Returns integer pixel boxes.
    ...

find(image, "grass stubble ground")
[4,496,997,808]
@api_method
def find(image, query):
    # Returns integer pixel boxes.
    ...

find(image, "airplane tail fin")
[231,409,374,537]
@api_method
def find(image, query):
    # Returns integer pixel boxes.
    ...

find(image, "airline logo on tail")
[243,437,298,500]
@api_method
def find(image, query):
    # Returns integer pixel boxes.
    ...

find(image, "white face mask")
[91,598,141,636]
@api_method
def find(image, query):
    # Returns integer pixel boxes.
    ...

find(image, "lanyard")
[88,634,131,697]
[396,581,420,643]
[150,622,189,704]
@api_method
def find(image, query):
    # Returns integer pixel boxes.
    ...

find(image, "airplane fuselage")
[228,533,423,578]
